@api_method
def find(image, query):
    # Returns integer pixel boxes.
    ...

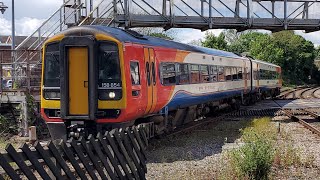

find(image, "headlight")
[44,90,60,99]
[99,89,122,100]
[109,92,116,99]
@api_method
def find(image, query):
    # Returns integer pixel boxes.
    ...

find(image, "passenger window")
[225,67,232,81]
[130,61,140,85]
[201,65,210,83]
[162,63,176,85]
[260,69,264,79]
[190,64,200,83]
[177,64,189,84]
[218,67,225,81]
[232,67,238,80]
[210,66,218,82]
[238,67,243,80]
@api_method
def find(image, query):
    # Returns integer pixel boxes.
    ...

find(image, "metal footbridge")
[3,0,320,91]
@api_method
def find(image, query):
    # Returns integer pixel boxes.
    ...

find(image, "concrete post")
[29,126,37,145]
[21,101,29,137]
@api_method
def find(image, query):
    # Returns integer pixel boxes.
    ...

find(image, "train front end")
[41,27,127,140]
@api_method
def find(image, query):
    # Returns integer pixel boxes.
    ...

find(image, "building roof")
[0,35,46,49]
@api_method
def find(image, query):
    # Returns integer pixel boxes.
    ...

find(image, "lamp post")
[0,1,16,86]
[11,0,15,51]
[0,2,8,14]
[0,1,14,50]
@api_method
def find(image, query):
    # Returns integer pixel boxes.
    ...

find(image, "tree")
[249,34,284,66]
[222,29,253,45]
[249,30,318,85]
[148,32,173,40]
[315,46,320,59]
[228,32,267,54]
[201,32,228,51]
[132,27,176,40]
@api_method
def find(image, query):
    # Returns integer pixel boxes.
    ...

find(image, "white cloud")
[295,30,320,47]
[0,17,45,36]
[16,17,45,36]
[0,18,11,35]
[175,29,223,43]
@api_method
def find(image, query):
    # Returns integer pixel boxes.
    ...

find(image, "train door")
[68,47,89,115]
[144,48,158,114]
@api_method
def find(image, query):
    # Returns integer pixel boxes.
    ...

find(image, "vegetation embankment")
[218,117,316,180]
[146,117,318,179]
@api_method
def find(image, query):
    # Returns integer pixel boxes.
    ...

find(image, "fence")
[0,50,41,93]
[0,126,149,179]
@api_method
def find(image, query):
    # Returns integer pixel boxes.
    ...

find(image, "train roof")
[251,59,281,67]
[61,25,243,59]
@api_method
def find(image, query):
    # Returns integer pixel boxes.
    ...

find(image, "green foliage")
[133,27,176,40]
[201,32,228,51]
[201,29,320,85]
[225,118,276,180]
[249,35,284,65]
[26,93,37,124]
[316,46,320,59]
[148,32,173,40]
[0,115,18,134]
[228,32,267,54]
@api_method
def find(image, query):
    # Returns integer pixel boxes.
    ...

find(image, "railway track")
[271,99,320,137]
[278,87,303,99]
[312,87,320,99]
[282,109,320,137]
[278,86,320,100]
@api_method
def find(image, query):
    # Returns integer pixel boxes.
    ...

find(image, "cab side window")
[130,61,140,85]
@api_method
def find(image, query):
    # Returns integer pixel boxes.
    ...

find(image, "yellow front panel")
[69,47,89,115]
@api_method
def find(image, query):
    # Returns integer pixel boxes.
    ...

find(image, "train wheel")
[231,100,241,110]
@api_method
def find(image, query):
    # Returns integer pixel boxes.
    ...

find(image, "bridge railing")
[108,0,320,31]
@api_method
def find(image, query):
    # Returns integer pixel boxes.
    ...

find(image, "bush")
[0,115,18,135]
[228,118,276,180]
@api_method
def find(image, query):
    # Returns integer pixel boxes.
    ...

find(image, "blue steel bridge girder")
[101,0,320,32]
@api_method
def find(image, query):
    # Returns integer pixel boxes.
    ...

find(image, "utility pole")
[11,0,15,50]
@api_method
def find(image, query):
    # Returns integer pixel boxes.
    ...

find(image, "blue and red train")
[40,26,282,139]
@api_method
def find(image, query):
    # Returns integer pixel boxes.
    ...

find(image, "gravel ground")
[146,116,320,179]
[271,117,320,179]
[315,89,320,98]
[146,117,250,179]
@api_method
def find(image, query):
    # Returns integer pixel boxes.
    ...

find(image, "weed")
[219,117,276,180]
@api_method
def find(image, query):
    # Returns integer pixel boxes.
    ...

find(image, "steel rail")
[283,109,320,137]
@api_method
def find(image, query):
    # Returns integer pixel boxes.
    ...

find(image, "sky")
[0,0,320,46]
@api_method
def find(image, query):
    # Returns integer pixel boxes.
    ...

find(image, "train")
[41,26,282,140]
